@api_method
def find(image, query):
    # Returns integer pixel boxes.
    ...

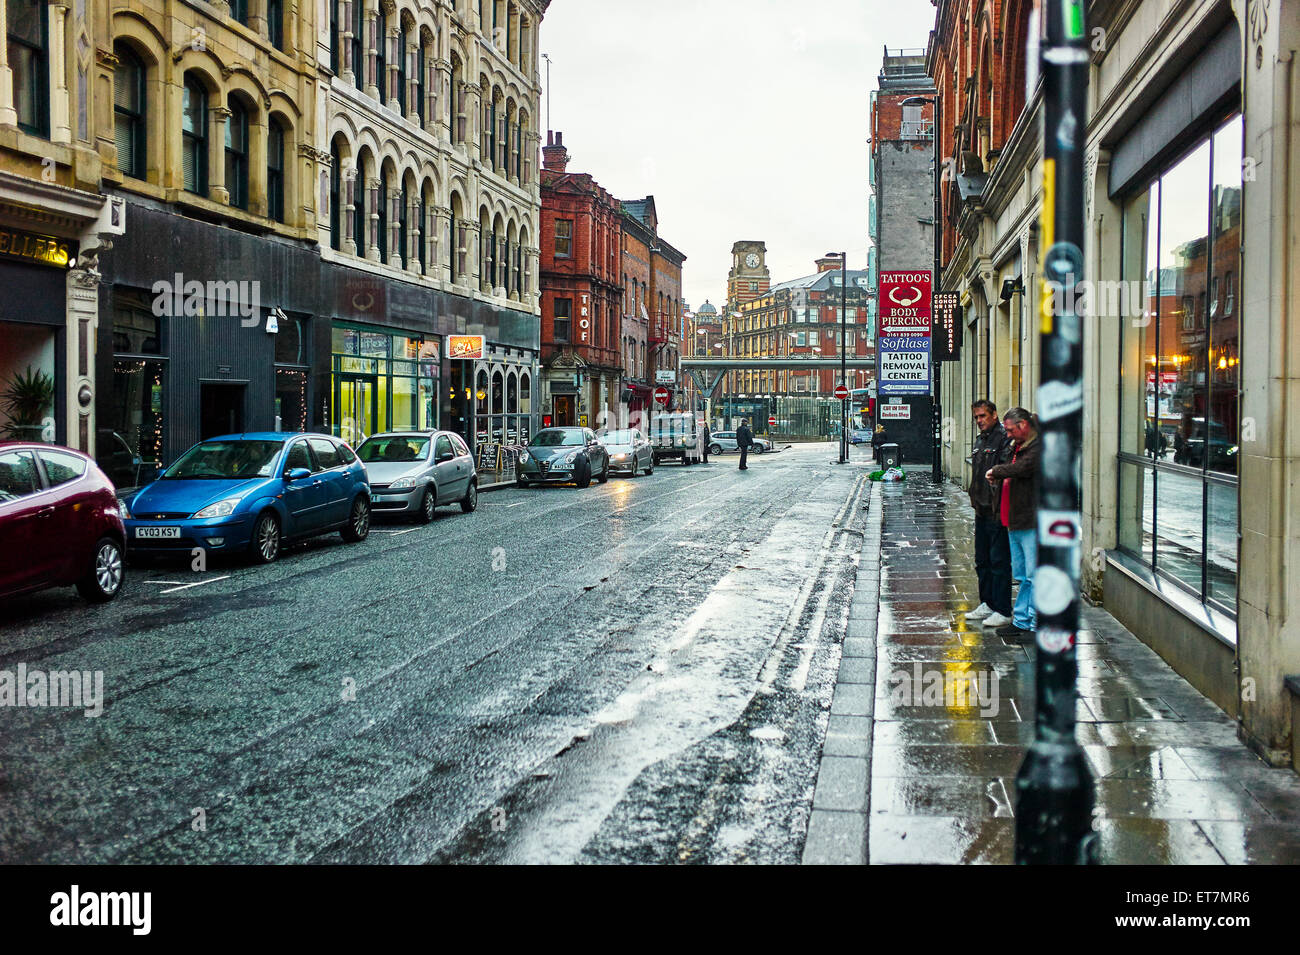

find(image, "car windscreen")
[162,440,284,479]
[601,430,636,444]
[530,430,583,447]
[356,436,430,463]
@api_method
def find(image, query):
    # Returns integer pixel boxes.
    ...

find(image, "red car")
[0,441,126,603]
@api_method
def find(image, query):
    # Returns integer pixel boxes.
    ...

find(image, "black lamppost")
[1015,0,1097,865]
[826,251,847,464]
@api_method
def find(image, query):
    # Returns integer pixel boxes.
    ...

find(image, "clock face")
[745,253,760,269]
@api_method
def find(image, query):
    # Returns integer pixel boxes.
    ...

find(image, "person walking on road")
[966,400,1014,630]
[701,421,710,464]
[986,407,1040,640]
[737,419,754,470]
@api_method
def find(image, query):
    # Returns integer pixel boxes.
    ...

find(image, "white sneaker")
[964,602,993,620]
[982,612,1013,628]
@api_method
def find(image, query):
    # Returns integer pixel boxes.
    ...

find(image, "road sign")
[767,416,777,427]
[833,384,849,400]
[653,386,669,405]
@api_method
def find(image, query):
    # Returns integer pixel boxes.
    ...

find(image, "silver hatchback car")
[356,431,478,522]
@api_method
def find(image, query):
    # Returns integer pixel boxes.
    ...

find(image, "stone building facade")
[927,0,1300,771]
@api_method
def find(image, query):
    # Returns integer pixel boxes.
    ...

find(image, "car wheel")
[597,460,609,483]
[341,496,371,542]
[416,486,436,524]
[249,511,281,564]
[460,479,478,513]
[645,458,653,475]
[77,536,124,602]
[629,460,638,477]
[709,443,723,456]
[576,461,592,488]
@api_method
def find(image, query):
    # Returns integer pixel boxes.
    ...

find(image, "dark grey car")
[357,431,478,522]
[517,428,610,487]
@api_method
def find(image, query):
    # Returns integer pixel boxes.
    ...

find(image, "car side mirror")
[286,467,311,481]
[436,450,454,463]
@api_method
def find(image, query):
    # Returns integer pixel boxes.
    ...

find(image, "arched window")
[329,140,342,250]
[352,162,366,256]
[520,373,531,414]
[330,0,340,73]
[448,202,458,280]
[113,44,146,179]
[398,179,409,268]
[225,98,250,210]
[267,117,286,222]
[416,41,426,124]
[418,190,428,272]
[378,167,389,260]
[8,0,49,136]
[181,75,207,194]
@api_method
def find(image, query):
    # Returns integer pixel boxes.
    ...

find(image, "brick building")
[538,132,622,428]
[620,196,686,425]
[869,47,936,463]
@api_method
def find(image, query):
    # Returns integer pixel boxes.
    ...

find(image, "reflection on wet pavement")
[867,473,1300,864]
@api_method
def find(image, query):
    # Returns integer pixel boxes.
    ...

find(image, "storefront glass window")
[1117,115,1241,614]
[331,325,437,442]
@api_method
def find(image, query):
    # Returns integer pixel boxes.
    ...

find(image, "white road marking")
[374,527,421,535]
[142,580,186,585]
[159,575,232,594]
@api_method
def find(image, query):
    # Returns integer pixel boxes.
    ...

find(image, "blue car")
[123,433,371,564]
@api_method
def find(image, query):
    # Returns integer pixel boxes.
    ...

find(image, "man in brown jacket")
[985,407,1039,639]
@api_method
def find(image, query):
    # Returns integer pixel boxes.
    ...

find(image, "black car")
[517,428,610,487]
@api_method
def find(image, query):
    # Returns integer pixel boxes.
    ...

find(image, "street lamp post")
[826,251,847,463]
[1015,0,1097,865]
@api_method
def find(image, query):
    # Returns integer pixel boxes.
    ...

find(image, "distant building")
[539,132,622,429]
[620,196,686,425]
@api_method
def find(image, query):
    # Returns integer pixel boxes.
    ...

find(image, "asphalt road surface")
[0,442,870,864]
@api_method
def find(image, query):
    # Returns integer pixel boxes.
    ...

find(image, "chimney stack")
[543,130,568,172]
[815,256,842,272]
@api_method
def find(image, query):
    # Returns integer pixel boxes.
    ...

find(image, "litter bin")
[879,442,901,469]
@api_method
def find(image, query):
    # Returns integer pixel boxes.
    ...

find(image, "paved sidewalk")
[808,468,1300,864]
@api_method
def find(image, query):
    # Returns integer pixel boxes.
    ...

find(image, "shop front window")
[1116,114,1241,614]
[331,325,438,442]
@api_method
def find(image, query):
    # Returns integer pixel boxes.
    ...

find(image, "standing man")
[701,420,711,464]
[966,400,1014,630]
[986,407,1040,640]
[736,418,753,471]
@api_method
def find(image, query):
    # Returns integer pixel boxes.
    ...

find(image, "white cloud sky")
[537,0,936,312]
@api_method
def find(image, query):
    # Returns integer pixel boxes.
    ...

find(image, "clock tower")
[726,240,770,313]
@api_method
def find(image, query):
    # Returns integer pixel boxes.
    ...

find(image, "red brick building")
[621,196,686,425]
[538,132,624,428]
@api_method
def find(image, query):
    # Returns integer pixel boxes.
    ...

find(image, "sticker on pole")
[1039,509,1082,545]
[1036,626,1076,654]
[1037,380,1083,422]
[1034,565,1075,616]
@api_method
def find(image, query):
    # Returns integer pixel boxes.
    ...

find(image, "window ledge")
[1105,549,1237,647]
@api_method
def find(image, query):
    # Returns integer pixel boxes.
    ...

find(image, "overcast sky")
[537,0,937,313]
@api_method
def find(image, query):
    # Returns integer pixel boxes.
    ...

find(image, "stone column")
[366,175,381,261]
[428,204,448,279]
[341,0,357,85]
[0,0,14,126]
[209,105,231,204]
[1236,0,1300,765]
[50,2,72,143]
[66,251,103,453]
[364,9,380,100]
[344,165,359,255]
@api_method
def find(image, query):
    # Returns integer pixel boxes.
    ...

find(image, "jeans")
[973,514,1012,616]
[1007,527,1037,630]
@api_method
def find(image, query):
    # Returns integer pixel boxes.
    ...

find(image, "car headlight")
[389,476,418,490]
[564,451,579,465]
[193,497,242,520]
[519,450,530,463]
[119,497,133,520]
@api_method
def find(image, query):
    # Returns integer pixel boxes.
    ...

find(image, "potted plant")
[1,365,56,441]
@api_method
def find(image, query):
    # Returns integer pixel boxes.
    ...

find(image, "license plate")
[136,526,181,539]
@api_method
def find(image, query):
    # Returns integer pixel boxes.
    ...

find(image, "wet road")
[0,442,870,864]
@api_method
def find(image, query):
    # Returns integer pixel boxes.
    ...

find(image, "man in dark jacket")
[986,407,1040,639]
[736,419,753,470]
[701,421,710,464]
[966,400,1014,629]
